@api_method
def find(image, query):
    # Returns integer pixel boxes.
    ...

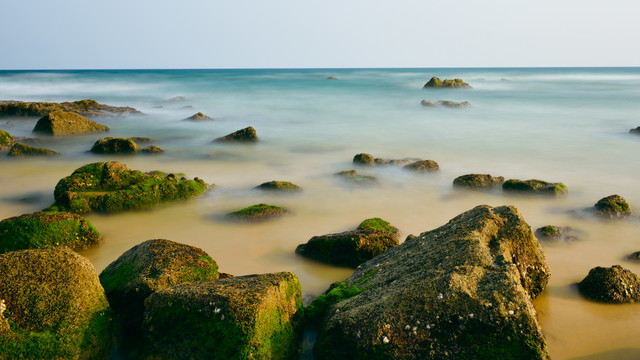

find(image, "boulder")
[0,129,14,150]
[129,137,152,143]
[47,161,209,213]
[374,158,412,166]
[227,203,288,222]
[0,99,141,117]
[141,145,164,154]
[255,180,302,192]
[353,153,375,166]
[534,225,582,243]
[214,126,258,142]
[184,112,213,121]
[437,100,471,108]
[312,205,551,359]
[168,96,187,101]
[90,137,140,154]
[0,247,112,359]
[423,77,471,89]
[33,110,109,135]
[0,211,101,253]
[296,218,399,268]
[629,126,640,134]
[593,195,631,218]
[420,100,436,106]
[7,142,61,157]
[335,170,377,186]
[503,179,568,197]
[453,174,505,189]
[99,239,218,339]
[327,76,337,80]
[626,251,640,262]
[142,272,303,360]
[403,159,440,173]
[577,265,640,303]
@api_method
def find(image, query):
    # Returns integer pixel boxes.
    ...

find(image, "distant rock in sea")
[421,99,471,108]
[503,179,568,197]
[90,137,140,154]
[403,159,440,172]
[629,126,640,134]
[453,174,505,189]
[593,194,631,218]
[141,145,165,154]
[214,126,258,142]
[534,225,582,243]
[0,99,142,117]
[227,203,288,222]
[255,180,302,192]
[7,143,60,157]
[184,112,213,121]
[423,76,471,89]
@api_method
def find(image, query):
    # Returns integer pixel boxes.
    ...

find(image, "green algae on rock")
[423,77,472,89]
[7,142,61,157]
[0,211,101,253]
[142,272,303,360]
[227,203,288,222]
[47,161,209,214]
[0,130,15,150]
[403,159,440,173]
[335,170,377,186]
[89,137,140,154]
[313,205,550,360]
[0,99,141,117]
[577,265,640,303]
[32,110,109,135]
[255,180,302,192]
[593,194,631,218]
[453,174,505,189]
[0,247,112,359]
[296,218,399,268]
[214,126,258,142]
[503,178,568,197]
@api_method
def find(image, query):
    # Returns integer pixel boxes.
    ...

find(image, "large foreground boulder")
[503,179,567,197]
[33,110,109,135]
[47,161,209,213]
[312,205,551,359]
[0,247,112,359]
[214,126,258,142]
[143,272,303,360]
[0,211,101,253]
[593,195,631,218]
[0,130,14,150]
[296,218,399,268]
[0,99,141,117]
[577,265,640,303]
[7,142,60,157]
[89,137,140,154]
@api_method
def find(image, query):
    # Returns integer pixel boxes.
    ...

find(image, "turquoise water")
[1,68,640,359]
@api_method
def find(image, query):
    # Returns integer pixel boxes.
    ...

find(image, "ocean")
[1,67,640,359]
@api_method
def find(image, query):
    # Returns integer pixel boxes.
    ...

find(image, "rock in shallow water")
[7,142,60,157]
[227,203,289,222]
[453,174,505,189]
[0,129,14,150]
[577,265,640,303]
[214,126,258,142]
[33,110,109,135]
[255,180,302,192]
[503,179,567,197]
[593,194,631,218]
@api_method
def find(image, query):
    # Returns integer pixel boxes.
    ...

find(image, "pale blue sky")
[2,0,638,69]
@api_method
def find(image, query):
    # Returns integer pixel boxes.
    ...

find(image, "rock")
[214,126,258,142]
[534,225,582,243]
[142,272,303,360]
[99,239,218,340]
[47,161,209,213]
[0,247,112,359]
[594,195,631,218]
[353,153,375,166]
[296,218,399,268]
[327,76,337,80]
[335,170,377,186]
[423,77,472,89]
[184,112,213,121]
[141,145,164,154]
[32,110,109,136]
[0,211,101,253]
[7,142,61,157]
[420,99,436,106]
[626,251,640,262]
[0,99,141,117]
[168,96,187,101]
[437,100,471,108]
[227,203,288,222]
[503,179,568,197]
[403,159,440,172]
[374,158,413,166]
[453,174,505,189]
[90,137,140,154]
[0,129,14,150]
[629,126,640,134]
[577,265,640,303]
[312,205,550,359]
[255,180,302,192]
[129,137,152,143]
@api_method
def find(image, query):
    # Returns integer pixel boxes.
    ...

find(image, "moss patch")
[227,203,289,222]
[0,129,14,150]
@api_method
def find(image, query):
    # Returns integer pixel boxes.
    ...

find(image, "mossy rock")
[255,180,302,192]
[334,170,377,186]
[32,110,109,136]
[534,225,582,243]
[296,218,399,268]
[184,112,213,121]
[0,130,14,150]
[374,158,412,166]
[423,77,471,89]
[577,265,640,303]
[353,153,375,166]
[0,211,101,253]
[227,203,288,222]
[453,174,504,189]
[47,161,209,214]
[141,145,164,154]
[214,126,258,142]
[90,137,140,154]
[7,143,61,157]
[594,195,631,218]
[0,99,141,117]
[503,179,568,197]
[403,159,440,173]
[142,272,303,360]
[0,247,112,359]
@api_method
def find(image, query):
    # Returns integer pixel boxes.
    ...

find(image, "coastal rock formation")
[0,211,101,253]
[227,203,288,222]
[577,265,640,303]
[33,110,109,135]
[255,180,303,192]
[214,126,258,142]
[142,272,303,360]
[503,179,568,197]
[335,170,377,186]
[423,77,472,89]
[141,145,164,154]
[421,100,471,108]
[0,130,14,150]
[90,137,140,154]
[534,225,582,243]
[47,161,209,213]
[353,153,375,166]
[7,142,61,157]
[593,195,631,218]
[184,112,213,121]
[312,205,551,359]
[453,174,505,189]
[99,239,219,340]
[0,99,141,117]
[296,217,399,268]
[0,247,112,359]
[403,159,440,172]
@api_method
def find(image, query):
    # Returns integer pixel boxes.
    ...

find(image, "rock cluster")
[423,77,472,89]
[0,99,141,117]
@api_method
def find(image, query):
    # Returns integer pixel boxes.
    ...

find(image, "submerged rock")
[296,217,399,268]
[312,205,550,359]
[423,77,472,89]
[503,179,568,197]
[629,126,640,134]
[129,137,152,143]
[184,112,213,121]
[626,251,640,262]
[0,247,112,359]
[142,272,303,360]
[33,110,109,135]
[0,211,101,253]
[353,153,375,166]
[453,174,504,189]
[141,145,164,154]
[255,180,303,192]
[47,161,208,213]
[335,170,377,186]
[374,158,413,166]
[227,203,288,222]
[7,142,60,157]
[214,126,258,142]
[594,195,631,218]
[403,159,440,172]
[0,129,15,150]
[421,100,471,108]
[534,225,582,243]
[0,99,141,117]
[577,265,640,303]
[90,137,140,154]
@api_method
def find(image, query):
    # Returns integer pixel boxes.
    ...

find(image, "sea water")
[1,68,640,359]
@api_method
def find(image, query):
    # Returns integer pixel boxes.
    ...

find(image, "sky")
[1,0,639,69]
